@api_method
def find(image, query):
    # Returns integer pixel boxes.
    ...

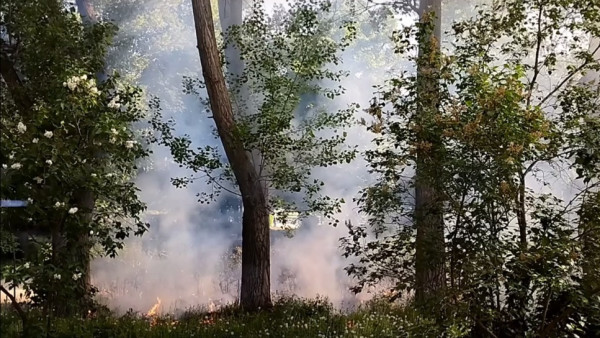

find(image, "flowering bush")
[0,0,150,316]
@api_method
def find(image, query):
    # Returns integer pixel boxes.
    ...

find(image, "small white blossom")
[68,207,78,214]
[89,230,94,235]
[23,263,30,269]
[10,163,22,170]
[73,12,82,23]
[44,130,53,138]
[72,273,82,281]
[1,164,6,169]
[46,159,53,166]
[125,140,136,149]
[90,87,100,96]
[111,128,118,135]
[107,95,121,109]
[8,154,14,159]
[81,74,87,81]
[32,138,39,144]
[53,273,61,280]
[82,159,87,164]
[91,173,97,178]
[55,202,61,208]
[27,198,33,204]
[17,122,27,133]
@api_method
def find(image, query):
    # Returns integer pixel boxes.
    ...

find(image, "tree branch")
[0,284,27,327]
[0,50,33,112]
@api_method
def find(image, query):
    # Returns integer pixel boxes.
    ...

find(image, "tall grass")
[0,296,450,337]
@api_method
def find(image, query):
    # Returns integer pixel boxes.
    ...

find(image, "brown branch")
[0,50,33,112]
[0,284,27,326]
[539,43,600,106]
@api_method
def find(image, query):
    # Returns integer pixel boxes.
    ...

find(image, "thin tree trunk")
[414,0,445,306]
[191,0,271,311]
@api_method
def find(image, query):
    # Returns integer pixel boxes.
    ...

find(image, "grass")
[0,297,439,338]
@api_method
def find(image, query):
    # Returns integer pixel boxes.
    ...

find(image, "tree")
[413,0,445,305]
[1,0,149,317]
[366,0,446,305]
[168,0,356,310]
[191,0,272,310]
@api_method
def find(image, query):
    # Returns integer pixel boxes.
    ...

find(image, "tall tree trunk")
[414,0,445,306]
[191,0,271,311]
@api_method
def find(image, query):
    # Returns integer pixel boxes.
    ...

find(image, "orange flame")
[208,299,216,313]
[146,297,161,316]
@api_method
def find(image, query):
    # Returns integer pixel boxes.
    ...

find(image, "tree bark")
[414,0,445,306]
[191,0,271,311]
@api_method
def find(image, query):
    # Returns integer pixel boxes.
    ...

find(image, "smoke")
[89,0,397,314]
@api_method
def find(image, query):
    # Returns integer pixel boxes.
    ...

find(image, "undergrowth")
[0,296,452,337]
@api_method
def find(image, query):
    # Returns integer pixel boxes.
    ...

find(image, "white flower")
[107,96,121,109]
[89,230,94,235]
[91,173,97,178]
[68,207,78,214]
[10,163,22,170]
[24,263,30,269]
[17,122,27,133]
[46,159,53,166]
[72,272,82,281]
[55,202,61,208]
[27,198,33,204]
[81,74,87,81]
[32,138,39,144]
[111,128,118,135]
[90,87,100,96]
[81,159,87,164]
[44,130,53,138]
[1,164,6,169]
[8,153,14,159]
[53,273,61,280]
[125,140,136,149]
[33,176,43,184]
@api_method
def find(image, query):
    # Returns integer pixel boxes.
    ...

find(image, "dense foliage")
[343,0,600,336]
[0,0,149,317]
[0,0,598,337]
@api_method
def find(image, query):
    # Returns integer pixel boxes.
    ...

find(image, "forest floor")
[0,297,432,337]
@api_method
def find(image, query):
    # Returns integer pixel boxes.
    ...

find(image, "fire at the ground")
[146,297,161,317]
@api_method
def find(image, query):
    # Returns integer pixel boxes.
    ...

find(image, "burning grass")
[0,297,441,337]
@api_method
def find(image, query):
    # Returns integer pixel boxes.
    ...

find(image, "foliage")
[0,0,149,315]
[343,0,600,336]
[151,0,358,224]
[1,296,473,337]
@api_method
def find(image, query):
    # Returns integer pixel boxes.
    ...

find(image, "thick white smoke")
[89,0,397,313]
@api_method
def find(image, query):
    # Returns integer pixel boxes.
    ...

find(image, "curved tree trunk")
[192,0,271,311]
